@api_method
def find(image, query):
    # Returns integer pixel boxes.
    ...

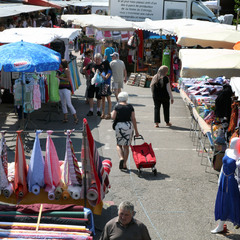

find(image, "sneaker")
[97,111,101,116]
[87,111,93,116]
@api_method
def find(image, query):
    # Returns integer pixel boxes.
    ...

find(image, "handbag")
[112,109,119,130]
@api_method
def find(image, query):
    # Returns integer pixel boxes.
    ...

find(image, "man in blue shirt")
[103,39,115,63]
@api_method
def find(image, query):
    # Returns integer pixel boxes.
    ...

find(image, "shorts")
[87,84,101,99]
[112,81,123,89]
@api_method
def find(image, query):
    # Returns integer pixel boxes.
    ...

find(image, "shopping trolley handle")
[134,135,144,141]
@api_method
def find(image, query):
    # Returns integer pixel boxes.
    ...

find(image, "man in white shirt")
[110,52,127,101]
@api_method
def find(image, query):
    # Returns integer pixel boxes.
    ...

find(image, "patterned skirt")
[115,121,134,146]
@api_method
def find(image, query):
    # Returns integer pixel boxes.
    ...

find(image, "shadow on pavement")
[130,169,170,181]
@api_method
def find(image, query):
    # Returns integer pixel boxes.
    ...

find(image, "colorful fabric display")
[121,31,129,41]
[69,58,81,93]
[14,80,22,106]
[63,130,82,186]
[0,131,8,190]
[33,84,41,110]
[103,31,112,38]
[27,130,45,195]
[14,130,28,199]
[24,83,34,113]
[68,185,81,200]
[3,182,14,198]
[228,102,239,134]
[81,118,109,206]
[44,130,61,197]
[47,71,60,103]
[95,30,104,41]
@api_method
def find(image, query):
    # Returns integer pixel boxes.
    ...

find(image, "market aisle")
[93,83,240,240]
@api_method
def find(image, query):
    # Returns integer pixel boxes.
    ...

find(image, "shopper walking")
[99,60,112,119]
[111,92,139,170]
[110,52,127,101]
[85,53,103,116]
[100,201,151,240]
[150,65,174,128]
[57,59,78,124]
[103,39,115,62]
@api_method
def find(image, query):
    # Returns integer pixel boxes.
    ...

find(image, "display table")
[0,189,103,215]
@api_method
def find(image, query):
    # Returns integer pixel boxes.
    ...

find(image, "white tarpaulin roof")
[230,77,240,99]
[0,3,51,18]
[176,22,240,49]
[61,14,134,31]
[0,28,80,44]
[133,18,240,48]
[179,49,240,78]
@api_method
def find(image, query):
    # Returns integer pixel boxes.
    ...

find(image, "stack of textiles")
[0,118,112,209]
[0,203,94,239]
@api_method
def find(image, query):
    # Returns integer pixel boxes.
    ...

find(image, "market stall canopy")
[25,0,62,9]
[61,14,134,31]
[230,77,240,99]
[179,49,240,78]
[0,3,51,18]
[0,28,80,45]
[176,22,240,49]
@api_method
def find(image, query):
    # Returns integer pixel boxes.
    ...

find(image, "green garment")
[162,49,171,75]
[47,71,60,102]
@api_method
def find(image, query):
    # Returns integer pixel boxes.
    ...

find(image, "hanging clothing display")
[1,70,11,91]
[27,130,45,195]
[14,131,28,200]
[47,71,60,103]
[0,132,8,190]
[44,130,61,200]
[162,47,171,75]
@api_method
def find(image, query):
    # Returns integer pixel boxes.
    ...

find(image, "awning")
[25,0,62,9]
[0,27,80,44]
[61,14,134,31]
[0,3,51,18]
[179,49,240,78]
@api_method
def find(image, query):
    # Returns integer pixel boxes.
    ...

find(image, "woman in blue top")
[100,60,112,119]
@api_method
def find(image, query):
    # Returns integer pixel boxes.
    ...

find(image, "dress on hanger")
[214,153,240,226]
[162,48,171,75]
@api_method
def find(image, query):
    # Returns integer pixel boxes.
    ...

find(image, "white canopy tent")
[61,14,134,31]
[0,3,51,18]
[133,18,240,49]
[179,49,240,78]
[230,77,240,99]
[0,28,81,60]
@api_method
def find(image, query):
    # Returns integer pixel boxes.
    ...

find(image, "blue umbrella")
[0,40,61,72]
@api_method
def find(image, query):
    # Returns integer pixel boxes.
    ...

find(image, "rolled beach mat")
[87,185,98,201]
[55,186,62,200]
[68,185,81,200]
[17,185,24,198]
[31,184,40,195]
[62,189,70,200]
[48,190,55,201]
[3,183,14,198]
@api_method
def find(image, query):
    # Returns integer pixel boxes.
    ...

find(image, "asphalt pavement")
[0,65,240,240]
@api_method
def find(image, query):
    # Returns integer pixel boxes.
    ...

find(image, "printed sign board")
[110,0,163,21]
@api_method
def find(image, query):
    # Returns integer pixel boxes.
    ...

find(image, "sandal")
[74,118,79,124]
[119,160,124,170]
[101,114,105,119]
[63,119,68,123]
[105,114,111,120]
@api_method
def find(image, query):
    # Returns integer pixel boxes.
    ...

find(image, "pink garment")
[0,131,8,189]
[121,31,129,41]
[44,130,61,193]
[104,31,112,38]
[33,84,41,110]
[63,130,82,186]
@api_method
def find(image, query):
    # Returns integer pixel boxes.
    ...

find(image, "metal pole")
[83,125,87,208]
[236,8,240,31]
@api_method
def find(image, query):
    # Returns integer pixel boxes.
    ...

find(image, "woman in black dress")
[150,65,174,128]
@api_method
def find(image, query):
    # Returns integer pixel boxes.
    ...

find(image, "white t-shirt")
[110,59,126,83]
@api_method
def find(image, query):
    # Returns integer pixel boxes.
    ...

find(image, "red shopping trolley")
[130,135,157,176]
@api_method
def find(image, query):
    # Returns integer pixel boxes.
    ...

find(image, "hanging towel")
[14,131,28,199]
[47,72,60,103]
[0,131,8,190]
[63,130,82,186]
[81,119,104,206]
[44,130,61,195]
[27,130,45,194]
